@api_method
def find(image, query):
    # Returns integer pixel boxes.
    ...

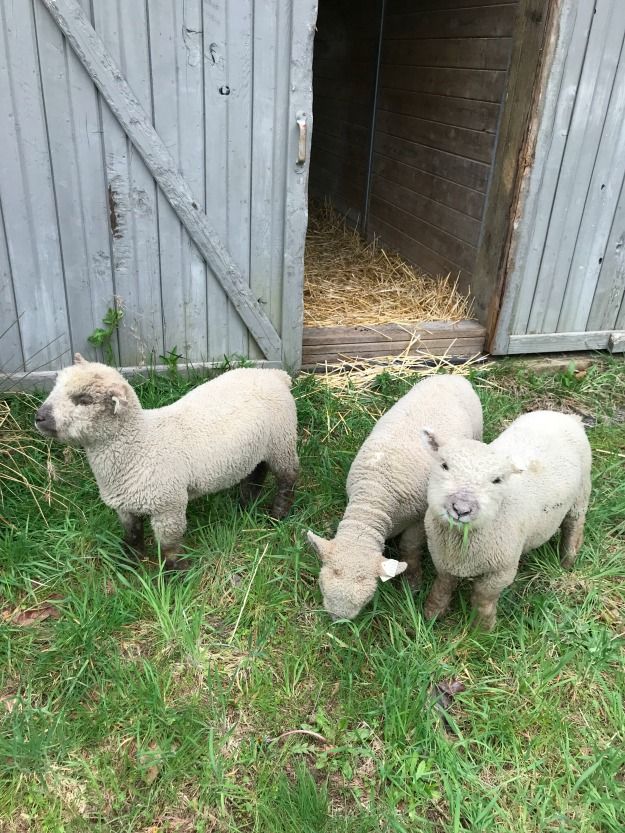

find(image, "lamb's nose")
[35,407,47,423]
[452,500,472,518]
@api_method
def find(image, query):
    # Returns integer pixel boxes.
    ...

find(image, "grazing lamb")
[35,354,299,568]
[307,374,483,620]
[422,410,592,630]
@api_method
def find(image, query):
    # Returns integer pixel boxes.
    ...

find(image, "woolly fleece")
[35,356,299,566]
[308,374,483,620]
[423,409,592,629]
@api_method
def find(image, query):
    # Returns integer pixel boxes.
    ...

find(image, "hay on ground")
[304,202,473,327]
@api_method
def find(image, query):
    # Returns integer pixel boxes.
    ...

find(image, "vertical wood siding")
[308,0,380,224]
[0,0,315,372]
[493,0,625,353]
[368,0,519,280]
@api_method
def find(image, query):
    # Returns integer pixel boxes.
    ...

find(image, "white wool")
[37,359,299,566]
[424,409,592,629]
[308,374,484,620]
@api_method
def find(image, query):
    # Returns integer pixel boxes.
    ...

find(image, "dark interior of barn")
[307,0,519,301]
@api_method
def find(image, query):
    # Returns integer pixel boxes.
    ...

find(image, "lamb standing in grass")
[35,355,299,568]
[307,375,483,620]
[422,410,592,630]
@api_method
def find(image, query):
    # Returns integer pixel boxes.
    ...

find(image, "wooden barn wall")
[308,0,380,223]
[368,0,520,281]
[0,0,314,373]
[492,0,625,355]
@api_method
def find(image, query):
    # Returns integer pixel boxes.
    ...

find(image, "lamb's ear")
[507,455,527,476]
[108,383,129,416]
[378,558,408,583]
[307,530,331,562]
[74,352,87,365]
[421,427,440,455]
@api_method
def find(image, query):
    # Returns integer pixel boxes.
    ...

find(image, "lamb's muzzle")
[34,404,56,436]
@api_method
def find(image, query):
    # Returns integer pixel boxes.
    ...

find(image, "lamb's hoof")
[474,613,496,632]
[269,499,293,521]
[163,556,190,572]
[424,601,446,621]
[405,573,422,594]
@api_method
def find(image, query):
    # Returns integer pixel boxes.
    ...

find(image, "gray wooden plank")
[2,359,284,393]
[302,341,485,365]
[249,0,291,359]
[0,0,71,370]
[34,0,115,363]
[281,0,317,370]
[558,27,625,332]
[41,0,282,361]
[303,320,485,344]
[303,337,485,357]
[88,0,162,366]
[587,176,625,331]
[527,0,622,335]
[0,196,23,373]
[507,330,623,354]
[202,0,250,359]
[505,0,596,339]
[148,0,207,362]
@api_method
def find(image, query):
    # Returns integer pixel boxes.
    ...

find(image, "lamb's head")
[34,354,137,446]
[423,429,523,528]
[307,530,407,621]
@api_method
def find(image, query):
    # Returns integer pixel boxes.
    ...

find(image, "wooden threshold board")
[302,319,486,367]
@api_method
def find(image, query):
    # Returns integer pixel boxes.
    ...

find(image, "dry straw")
[315,337,492,392]
[304,202,473,327]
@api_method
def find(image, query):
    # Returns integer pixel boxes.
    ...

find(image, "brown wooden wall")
[308,0,381,224]
[368,0,520,282]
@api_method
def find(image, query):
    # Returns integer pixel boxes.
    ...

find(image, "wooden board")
[302,319,485,365]
[0,0,71,370]
[507,330,625,354]
[384,5,518,40]
[378,89,500,133]
[41,0,283,362]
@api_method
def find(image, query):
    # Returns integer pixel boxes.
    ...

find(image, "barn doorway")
[303,0,520,366]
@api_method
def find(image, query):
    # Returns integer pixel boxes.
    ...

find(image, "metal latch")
[296,114,307,166]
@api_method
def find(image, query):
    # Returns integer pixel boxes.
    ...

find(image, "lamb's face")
[307,531,407,621]
[423,432,518,528]
[35,354,132,446]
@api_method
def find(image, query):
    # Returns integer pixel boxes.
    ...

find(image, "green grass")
[1,358,624,832]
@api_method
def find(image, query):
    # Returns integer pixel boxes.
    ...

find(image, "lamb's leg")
[470,567,517,631]
[239,462,269,507]
[560,491,589,569]
[424,572,458,620]
[151,508,188,570]
[399,521,425,592]
[269,467,298,519]
[118,511,145,558]
[265,426,299,520]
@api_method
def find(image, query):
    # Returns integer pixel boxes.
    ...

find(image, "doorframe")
[470,0,559,351]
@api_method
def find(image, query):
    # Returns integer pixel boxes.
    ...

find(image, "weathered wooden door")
[492,0,625,354]
[0,0,316,375]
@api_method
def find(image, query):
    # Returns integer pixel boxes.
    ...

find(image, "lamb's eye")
[492,476,502,484]
[73,393,94,406]
[441,462,449,471]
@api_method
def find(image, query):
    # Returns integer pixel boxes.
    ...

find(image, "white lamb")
[422,409,592,629]
[35,354,299,568]
[307,374,483,620]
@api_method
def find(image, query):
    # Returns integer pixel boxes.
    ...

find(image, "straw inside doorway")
[304,202,472,328]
